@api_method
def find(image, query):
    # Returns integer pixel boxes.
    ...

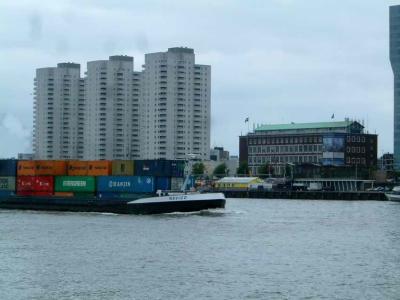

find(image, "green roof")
[255,121,355,132]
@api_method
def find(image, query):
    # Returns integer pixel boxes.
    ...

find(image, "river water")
[1,198,400,300]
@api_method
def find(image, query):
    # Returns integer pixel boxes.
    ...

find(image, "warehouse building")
[239,120,378,176]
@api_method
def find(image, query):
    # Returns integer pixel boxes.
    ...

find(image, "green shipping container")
[55,176,96,192]
[112,160,134,176]
[0,176,16,191]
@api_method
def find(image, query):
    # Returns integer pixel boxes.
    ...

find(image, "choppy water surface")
[1,199,400,299]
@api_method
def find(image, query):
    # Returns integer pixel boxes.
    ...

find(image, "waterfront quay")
[221,189,386,201]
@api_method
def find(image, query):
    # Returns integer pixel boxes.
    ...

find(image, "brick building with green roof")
[239,120,377,176]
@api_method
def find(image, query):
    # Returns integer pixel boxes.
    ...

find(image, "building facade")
[210,147,230,161]
[83,55,139,160]
[33,47,210,160]
[239,120,378,176]
[140,47,211,160]
[33,63,81,159]
[390,5,400,170]
[378,153,394,171]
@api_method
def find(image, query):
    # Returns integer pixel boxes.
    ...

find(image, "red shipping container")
[33,176,54,192]
[17,191,53,196]
[17,176,54,192]
[17,176,35,191]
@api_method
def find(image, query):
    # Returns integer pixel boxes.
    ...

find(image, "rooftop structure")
[254,120,364,135]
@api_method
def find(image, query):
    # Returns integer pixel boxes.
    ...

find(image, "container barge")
[0,159,225,214]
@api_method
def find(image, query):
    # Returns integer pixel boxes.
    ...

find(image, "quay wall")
[220,190,386,201]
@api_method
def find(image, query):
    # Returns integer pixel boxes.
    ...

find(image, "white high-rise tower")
[83,55,140,160]
[33,48,211,161]
[33,63,81,159]
[140,47,211,160]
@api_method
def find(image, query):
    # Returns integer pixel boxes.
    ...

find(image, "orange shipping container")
[67,161,89,176]
[35,160,67,176]
[17,161,36,176]
[87,161,112,176]
[54,192,74,197]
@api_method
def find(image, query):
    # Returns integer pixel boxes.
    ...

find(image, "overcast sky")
[0,0,398,158]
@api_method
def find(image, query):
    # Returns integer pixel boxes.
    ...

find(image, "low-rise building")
[239,120,377,176]
[215,177,262,190]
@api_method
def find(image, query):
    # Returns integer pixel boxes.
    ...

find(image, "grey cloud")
[29,13,42,41]
[0,113,31,158]
[135,34,149,52]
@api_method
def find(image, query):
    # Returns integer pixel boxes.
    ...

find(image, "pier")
[220,190,387,201]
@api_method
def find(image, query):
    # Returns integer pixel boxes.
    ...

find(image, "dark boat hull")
[126,199,225,214]
[0,194,226,215]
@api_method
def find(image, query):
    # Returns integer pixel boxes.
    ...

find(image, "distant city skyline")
[0,0,399,158]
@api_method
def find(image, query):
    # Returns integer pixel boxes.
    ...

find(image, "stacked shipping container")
[0,159,187,199]
[67,161,112,176]
[112,161,134,176]
[17,176,54,196]
[134,160,186,191]
[0,160,17,197]
[96,176,155,199]
[134,160,184,177]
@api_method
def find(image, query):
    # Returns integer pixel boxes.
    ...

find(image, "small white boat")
[385,186,400,202]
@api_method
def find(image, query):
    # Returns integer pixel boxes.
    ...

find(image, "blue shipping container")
[0,190,15,197]
[134,160,185,177]
[134,160,164,176]
[0,160,17,176]
[169,160,185,177]
[97,176,155,193]
[155,177,171,191]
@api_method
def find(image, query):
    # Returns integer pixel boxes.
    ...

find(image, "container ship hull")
[0,193,226,215]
